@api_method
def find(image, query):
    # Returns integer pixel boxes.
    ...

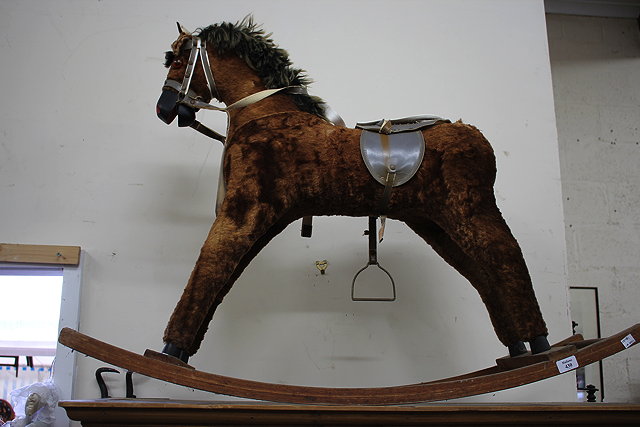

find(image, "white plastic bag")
[6,380,59,427]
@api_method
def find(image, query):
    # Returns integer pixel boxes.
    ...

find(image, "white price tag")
[621,334,636,349]
[556,355,579,373]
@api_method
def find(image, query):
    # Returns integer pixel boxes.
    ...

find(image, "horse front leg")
[184,214,295,358]
[162,205,280,362]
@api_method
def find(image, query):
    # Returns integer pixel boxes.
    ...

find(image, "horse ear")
[176,22,191,35]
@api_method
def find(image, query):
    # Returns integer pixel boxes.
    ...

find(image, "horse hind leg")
[426,126,549,354]
[406,215,550,355]
[406,220,523,352]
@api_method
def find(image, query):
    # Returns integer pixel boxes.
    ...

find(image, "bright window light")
[0,268,63,344]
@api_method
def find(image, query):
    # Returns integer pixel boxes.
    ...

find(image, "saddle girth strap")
[378,136,397,241]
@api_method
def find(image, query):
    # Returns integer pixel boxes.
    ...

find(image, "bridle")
[156,25,345,244]
[158,30,344,145]
[158,34,227,142]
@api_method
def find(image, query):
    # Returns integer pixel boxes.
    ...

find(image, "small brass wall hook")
[315,260,328,275]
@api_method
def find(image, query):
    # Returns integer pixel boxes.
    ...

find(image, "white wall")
[548,13,640,402]
[0,0,574,406]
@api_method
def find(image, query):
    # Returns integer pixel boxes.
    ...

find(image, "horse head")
[156,22,217,128]
[157,19,333,136]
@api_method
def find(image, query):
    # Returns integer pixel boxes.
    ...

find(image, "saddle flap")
[360,130,425,187]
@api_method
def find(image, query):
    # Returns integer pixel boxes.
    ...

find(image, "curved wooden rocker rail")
[59,324,639,405]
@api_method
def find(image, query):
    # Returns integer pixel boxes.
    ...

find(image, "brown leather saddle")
[356,115,449,209]
[300,115,449,242]
[349,116,450,301]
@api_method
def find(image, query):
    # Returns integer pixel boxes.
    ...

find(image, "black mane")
[196,17,326,118]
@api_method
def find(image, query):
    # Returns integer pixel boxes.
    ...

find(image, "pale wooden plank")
[0,243,80,266]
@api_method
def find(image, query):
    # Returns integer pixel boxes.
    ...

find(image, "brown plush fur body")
[161,28,548,356]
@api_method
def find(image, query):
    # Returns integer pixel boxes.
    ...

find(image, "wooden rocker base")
[58,324,639,405]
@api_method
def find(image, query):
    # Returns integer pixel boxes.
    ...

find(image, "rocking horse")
[58,18,639,404]
[154,18,551,362]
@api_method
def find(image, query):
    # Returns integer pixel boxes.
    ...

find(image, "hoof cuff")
[162,342,190,364]
[508,341,527,357]
[530,335,551,354]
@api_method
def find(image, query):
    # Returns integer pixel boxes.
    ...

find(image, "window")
[0,267,64,354]
[0,244,82,426]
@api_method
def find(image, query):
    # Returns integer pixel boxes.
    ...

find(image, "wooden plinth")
[59,399,640,426]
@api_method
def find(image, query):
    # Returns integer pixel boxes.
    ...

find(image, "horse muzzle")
[156,89,197,127]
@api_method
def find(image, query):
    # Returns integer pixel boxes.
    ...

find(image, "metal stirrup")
[351,216,396,302]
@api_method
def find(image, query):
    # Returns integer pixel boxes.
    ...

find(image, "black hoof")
[162,342,190,364]
[508,340,527,357]
[530,335,551,354]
